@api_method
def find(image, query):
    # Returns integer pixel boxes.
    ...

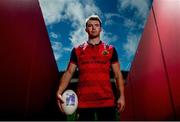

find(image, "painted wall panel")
[121,0,180,120]
[153,0,180,119]
[0,0,62,120]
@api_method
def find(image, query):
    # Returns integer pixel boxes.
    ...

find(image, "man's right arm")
[56,63,77,112]
[56,48,78,112]
[56,63,77,96]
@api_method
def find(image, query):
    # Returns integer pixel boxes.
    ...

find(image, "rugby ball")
[61,89,78,115]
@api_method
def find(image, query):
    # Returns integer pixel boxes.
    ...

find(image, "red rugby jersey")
[70,41,118,108]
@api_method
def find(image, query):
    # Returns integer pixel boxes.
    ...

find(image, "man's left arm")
[112,62,125,112]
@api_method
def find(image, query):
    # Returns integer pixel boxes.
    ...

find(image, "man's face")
[85,20,102,38]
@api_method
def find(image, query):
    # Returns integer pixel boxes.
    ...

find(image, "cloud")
[104,13,121,25]
[123,33,140,58]
[49,32,58,39]
[39,0,66,25]
[117,0,150,19]
[63,47,72,52]
[101,29,118,44]
[69,27,87,47]
[105,13,121,18]
[39,0,102,46]
[48,31,64,61]
[117,0,151,31]
[123,18,136,29]
[117,0,151,61]
[51,41,63,61]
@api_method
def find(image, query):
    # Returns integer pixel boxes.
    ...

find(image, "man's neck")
[88,38,101,45]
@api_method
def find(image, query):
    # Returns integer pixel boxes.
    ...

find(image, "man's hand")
[117,95,125,112]
[56,92,65,113]
[56,63,77,113]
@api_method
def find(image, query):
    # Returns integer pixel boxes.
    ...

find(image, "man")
[56,15,125,121]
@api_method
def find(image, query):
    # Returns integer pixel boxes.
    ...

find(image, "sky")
[39,0,153,71]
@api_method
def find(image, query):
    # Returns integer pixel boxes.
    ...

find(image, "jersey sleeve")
[110,47,119,64]
[70,48,78,65]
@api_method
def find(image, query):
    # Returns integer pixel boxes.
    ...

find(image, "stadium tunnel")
[0,0,179,120]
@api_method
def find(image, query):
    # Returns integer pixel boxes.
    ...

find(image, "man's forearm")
[116,77,125,97]
[119,82,125,97]
[57,71,72,95]
[57,63,77,95]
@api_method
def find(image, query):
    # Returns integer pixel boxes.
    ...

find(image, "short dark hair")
[85,15,102,27]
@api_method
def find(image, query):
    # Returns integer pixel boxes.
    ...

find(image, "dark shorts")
[77,107,118,121]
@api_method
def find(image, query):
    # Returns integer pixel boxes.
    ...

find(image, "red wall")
[121,0,180,120]
[0,0,63,120]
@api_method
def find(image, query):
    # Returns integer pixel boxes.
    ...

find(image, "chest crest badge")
[102,50,109,55]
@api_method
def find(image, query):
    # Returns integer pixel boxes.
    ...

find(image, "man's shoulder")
[101,41,114,50]
[73,42,88,51]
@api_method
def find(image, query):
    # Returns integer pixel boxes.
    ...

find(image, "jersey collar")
[87,40,102,46]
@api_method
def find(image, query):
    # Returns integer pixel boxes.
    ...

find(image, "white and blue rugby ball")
[61,89,78,115]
